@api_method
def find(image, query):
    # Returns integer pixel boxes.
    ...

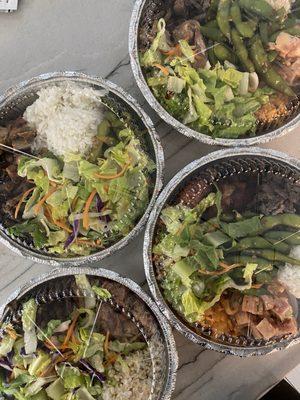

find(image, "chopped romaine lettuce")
[75,275,96,309]
[22,299,38,355]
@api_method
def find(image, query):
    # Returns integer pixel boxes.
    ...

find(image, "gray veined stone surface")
[0,1,299,399]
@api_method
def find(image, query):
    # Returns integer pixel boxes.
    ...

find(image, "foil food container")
[0,267,178,400]
[144,147,300,356]
[0,71,164,266]
[129,0,300,147]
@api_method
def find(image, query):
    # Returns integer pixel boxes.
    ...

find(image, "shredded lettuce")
[141,20,274,138]
[92,286,112,300]
[22,299,38,355]
[0,334,15,357]
[46,378,65,400]
[75,275,96,309]
[140,18,170,67]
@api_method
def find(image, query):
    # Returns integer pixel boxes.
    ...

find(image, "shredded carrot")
[252,283,263,289]
[6,327,18,340]
[71,333,80,345]
[83,189,97,230]
[75,238,100,247]
[94,163,129,180]
[61,312,79,350]
[153,63,169,76]
[106,353,118,365]
[198,263,242,276]
[14,188,34,219]
[34,187,57,214]
[53,219,73,233]
[162,44,181,57]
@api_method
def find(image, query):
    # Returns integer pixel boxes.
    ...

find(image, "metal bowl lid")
[0,267,178,399]
[129,0,300,147]
[0,71,164,266]
[144,147,300,356]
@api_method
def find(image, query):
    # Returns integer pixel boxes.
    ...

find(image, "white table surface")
[0,1,299,399]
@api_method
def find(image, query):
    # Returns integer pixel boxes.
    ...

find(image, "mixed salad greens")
[0,275,149,400]
[4,112,155,257]
[139,0,299,139]
[153,190,300,339]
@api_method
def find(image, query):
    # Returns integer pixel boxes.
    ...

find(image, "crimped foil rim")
[143,147,300,357]
[129,0,300,147]
[0,71,165,267]
[0,266,178,400]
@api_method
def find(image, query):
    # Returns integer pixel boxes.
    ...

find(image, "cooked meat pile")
[175,169,300,216]
[0,118,36,227]
[22,276,159,343]
[139,0,209,67]
[203,282,298,339]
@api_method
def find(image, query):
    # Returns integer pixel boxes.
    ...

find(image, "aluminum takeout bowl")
[0,267,178,400]
[129,0,300,147]
[0,71,164,267]
[144,147,300,356]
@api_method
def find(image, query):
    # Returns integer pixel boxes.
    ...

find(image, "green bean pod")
[230,2,242,24]
[207,40,218,66]
[231,29,255,72]
[200,25,227,43]
[231,4,257,38]
[243,249,300,265]
[249,36,296,97]
[249,35,269,73]
[217,0,232,40]
[262,214,300,231]
[259,22,269,45]
[236,20,257,38]
[207,0,220,21]
[214,43,238,64]
[261,69,296,97]
[238,0,278,21]
[264,230,300,246]
[227,236,290,255]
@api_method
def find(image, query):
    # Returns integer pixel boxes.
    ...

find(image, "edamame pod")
[239,0,278,21]
[231,29,255,72]
[264,230,300,246]
[214,43,238,64]
[244,249,300,265]
[217,0,231,40]
[249,36,296,97]
[201,24,227,42]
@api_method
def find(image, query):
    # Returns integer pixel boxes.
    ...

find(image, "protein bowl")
[0,267,178,400]
[0,72,164,266]
[130,0,300,146]
[144,148,300,356]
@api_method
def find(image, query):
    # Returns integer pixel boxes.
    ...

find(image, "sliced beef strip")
[100,280,158,338]
[96,302,142,342]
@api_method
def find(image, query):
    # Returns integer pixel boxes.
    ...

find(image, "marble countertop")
[0,1,299,399]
